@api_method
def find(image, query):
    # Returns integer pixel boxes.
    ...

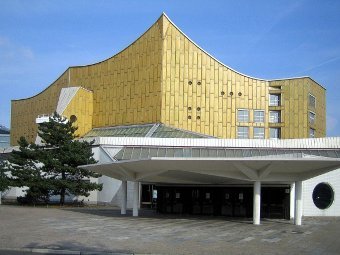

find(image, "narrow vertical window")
[309,111,316,125]
[270,128,281,139]
[309,94,316,108]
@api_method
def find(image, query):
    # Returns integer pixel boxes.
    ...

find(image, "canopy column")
[120,180,127,215]
[253,181,261,225]
[290,182,295,220]
[294,181,303,225]
[133,181,139,217]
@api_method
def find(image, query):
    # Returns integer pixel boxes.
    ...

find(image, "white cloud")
[0,36,35,62]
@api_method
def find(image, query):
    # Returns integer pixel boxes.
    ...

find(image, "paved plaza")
[0,205,339,255]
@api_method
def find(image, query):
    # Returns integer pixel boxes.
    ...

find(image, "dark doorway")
[154,185,290,219]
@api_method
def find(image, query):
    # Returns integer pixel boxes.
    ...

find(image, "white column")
[294,181,303,226]
[290,182,295,220]
[253,181,261,225]
[132,181,139,217]
[120,180,127,215]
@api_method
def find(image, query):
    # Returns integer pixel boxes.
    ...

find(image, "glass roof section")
[113,146,340,161]
[150,125,209,138]
[84,124,211,138]
[85,124,154,137]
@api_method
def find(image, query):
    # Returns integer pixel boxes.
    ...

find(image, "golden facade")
[11,14,326,145]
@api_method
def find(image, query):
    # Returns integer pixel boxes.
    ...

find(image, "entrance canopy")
[80,137,340,184]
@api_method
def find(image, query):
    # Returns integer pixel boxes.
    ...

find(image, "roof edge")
[163,13,324,88]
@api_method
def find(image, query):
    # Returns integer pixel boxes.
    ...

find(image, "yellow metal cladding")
[160,17,269,138]
[11,72,69,144]
[61,88,93,137]
[11,14,326,145]
[268,78,326,138]
[11,17,163,145]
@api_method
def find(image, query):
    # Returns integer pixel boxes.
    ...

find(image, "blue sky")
[1,0,340,136]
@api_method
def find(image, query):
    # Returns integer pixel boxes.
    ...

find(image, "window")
[254,127,265,139]
[237,109,249,122]
[270,128,281,139]
[309,94,316,108]
[269,111,281,123]
[254,110,265,123]
[309,111,316,125]
[237,126,249,139]
[312,183,334,209]
[310,128,315,138]
[269,94,281,106]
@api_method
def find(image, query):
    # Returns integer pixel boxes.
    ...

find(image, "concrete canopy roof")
[79,137,340,185]
[81,156,340,184]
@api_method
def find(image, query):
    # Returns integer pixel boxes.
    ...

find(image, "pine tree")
[6,137,51,205]
[37,113,102,205]
[9,112,102,205]
[0,159,12,205]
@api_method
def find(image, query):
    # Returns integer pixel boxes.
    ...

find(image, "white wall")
[303,168,340,216]
[92,146,137,208]
[2,186,26,200]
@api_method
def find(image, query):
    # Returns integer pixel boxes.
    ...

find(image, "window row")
[237,127,281,139]
[238,109,281,123]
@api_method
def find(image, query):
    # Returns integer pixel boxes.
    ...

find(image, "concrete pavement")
[0,205,339,255]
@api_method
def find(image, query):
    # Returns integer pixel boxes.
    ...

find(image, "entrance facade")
[152,185,290,219]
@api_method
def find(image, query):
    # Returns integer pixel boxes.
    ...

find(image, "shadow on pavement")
[62,207,291,225]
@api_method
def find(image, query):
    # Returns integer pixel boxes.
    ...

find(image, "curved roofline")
[12,68,70,102]
[12,12,325,102]
[162,13,324,87]
[12,14,164,102]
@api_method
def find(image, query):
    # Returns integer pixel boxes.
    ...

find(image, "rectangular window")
[254,127,265,139]
[309,94,316,108]
[237,126,249,139]
[269,111,281,123]
[254,110,265,123]
[269,94,281,106]
[310,128,315,138]
[309,111,316,125]
[270,128,281,139]
[237,109,249,122]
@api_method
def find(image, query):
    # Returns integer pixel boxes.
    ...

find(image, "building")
[10,13,340,225]
[0,125,10,150]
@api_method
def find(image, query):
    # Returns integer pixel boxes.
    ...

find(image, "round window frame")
[312,182,334,210]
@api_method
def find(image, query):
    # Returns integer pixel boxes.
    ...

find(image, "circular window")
[312,183,334,210]
[188,81,192,85]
